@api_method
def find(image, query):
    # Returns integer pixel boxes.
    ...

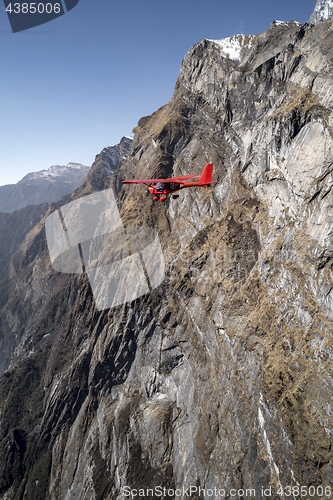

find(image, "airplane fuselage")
[148,182,210,201]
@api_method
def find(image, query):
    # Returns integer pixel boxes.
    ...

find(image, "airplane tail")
[198,164,213,185]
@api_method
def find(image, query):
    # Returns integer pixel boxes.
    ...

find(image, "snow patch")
[208,34,255,62]
[271,20,301,27]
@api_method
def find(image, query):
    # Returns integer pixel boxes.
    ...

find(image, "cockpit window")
[155,182,166,191]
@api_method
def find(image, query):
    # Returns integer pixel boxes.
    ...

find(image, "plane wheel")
[153,196,159,201]
[172,195,179,199]
[160,196,167,201]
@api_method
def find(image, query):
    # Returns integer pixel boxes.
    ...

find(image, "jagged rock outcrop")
[310,0,333,24]
[0,163,90,213]
[76,136,133,196]
[1,20,333,500]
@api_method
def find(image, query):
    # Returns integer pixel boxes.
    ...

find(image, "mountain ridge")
[0,162,90,213]
[17,162,88,184]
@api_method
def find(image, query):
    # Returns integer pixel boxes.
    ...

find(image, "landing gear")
[153,192,180,201]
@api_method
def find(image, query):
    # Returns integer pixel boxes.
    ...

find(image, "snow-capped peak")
[19,163,90,184]
[40,163,88,178]
[310,0,333,24]
[273,20,288,25]
[207,34,255,62]
[270,20,301,28]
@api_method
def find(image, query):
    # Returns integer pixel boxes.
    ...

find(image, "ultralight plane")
[122,163,214,201]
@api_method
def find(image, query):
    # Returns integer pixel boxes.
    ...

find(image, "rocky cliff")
[1,19,333,500]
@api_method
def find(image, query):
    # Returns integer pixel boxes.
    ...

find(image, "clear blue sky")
[0,0,316,186]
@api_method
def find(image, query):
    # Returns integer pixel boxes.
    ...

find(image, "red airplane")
[122,164,214,201]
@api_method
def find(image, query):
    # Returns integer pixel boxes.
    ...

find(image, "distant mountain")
[310,0,333,24]
[0,162,90,213]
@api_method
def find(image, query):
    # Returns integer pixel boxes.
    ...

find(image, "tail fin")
[198,164,213,185]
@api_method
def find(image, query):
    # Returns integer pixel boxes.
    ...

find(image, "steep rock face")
[0,137,132,378]
[1,21,333,500]
[0,203,50,276]
[0,163,90,213]
[310,0,333,24]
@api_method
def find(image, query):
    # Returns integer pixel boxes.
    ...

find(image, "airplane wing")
[170,174,200,181]
[122,179,169,184]
[123,174,200,184]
